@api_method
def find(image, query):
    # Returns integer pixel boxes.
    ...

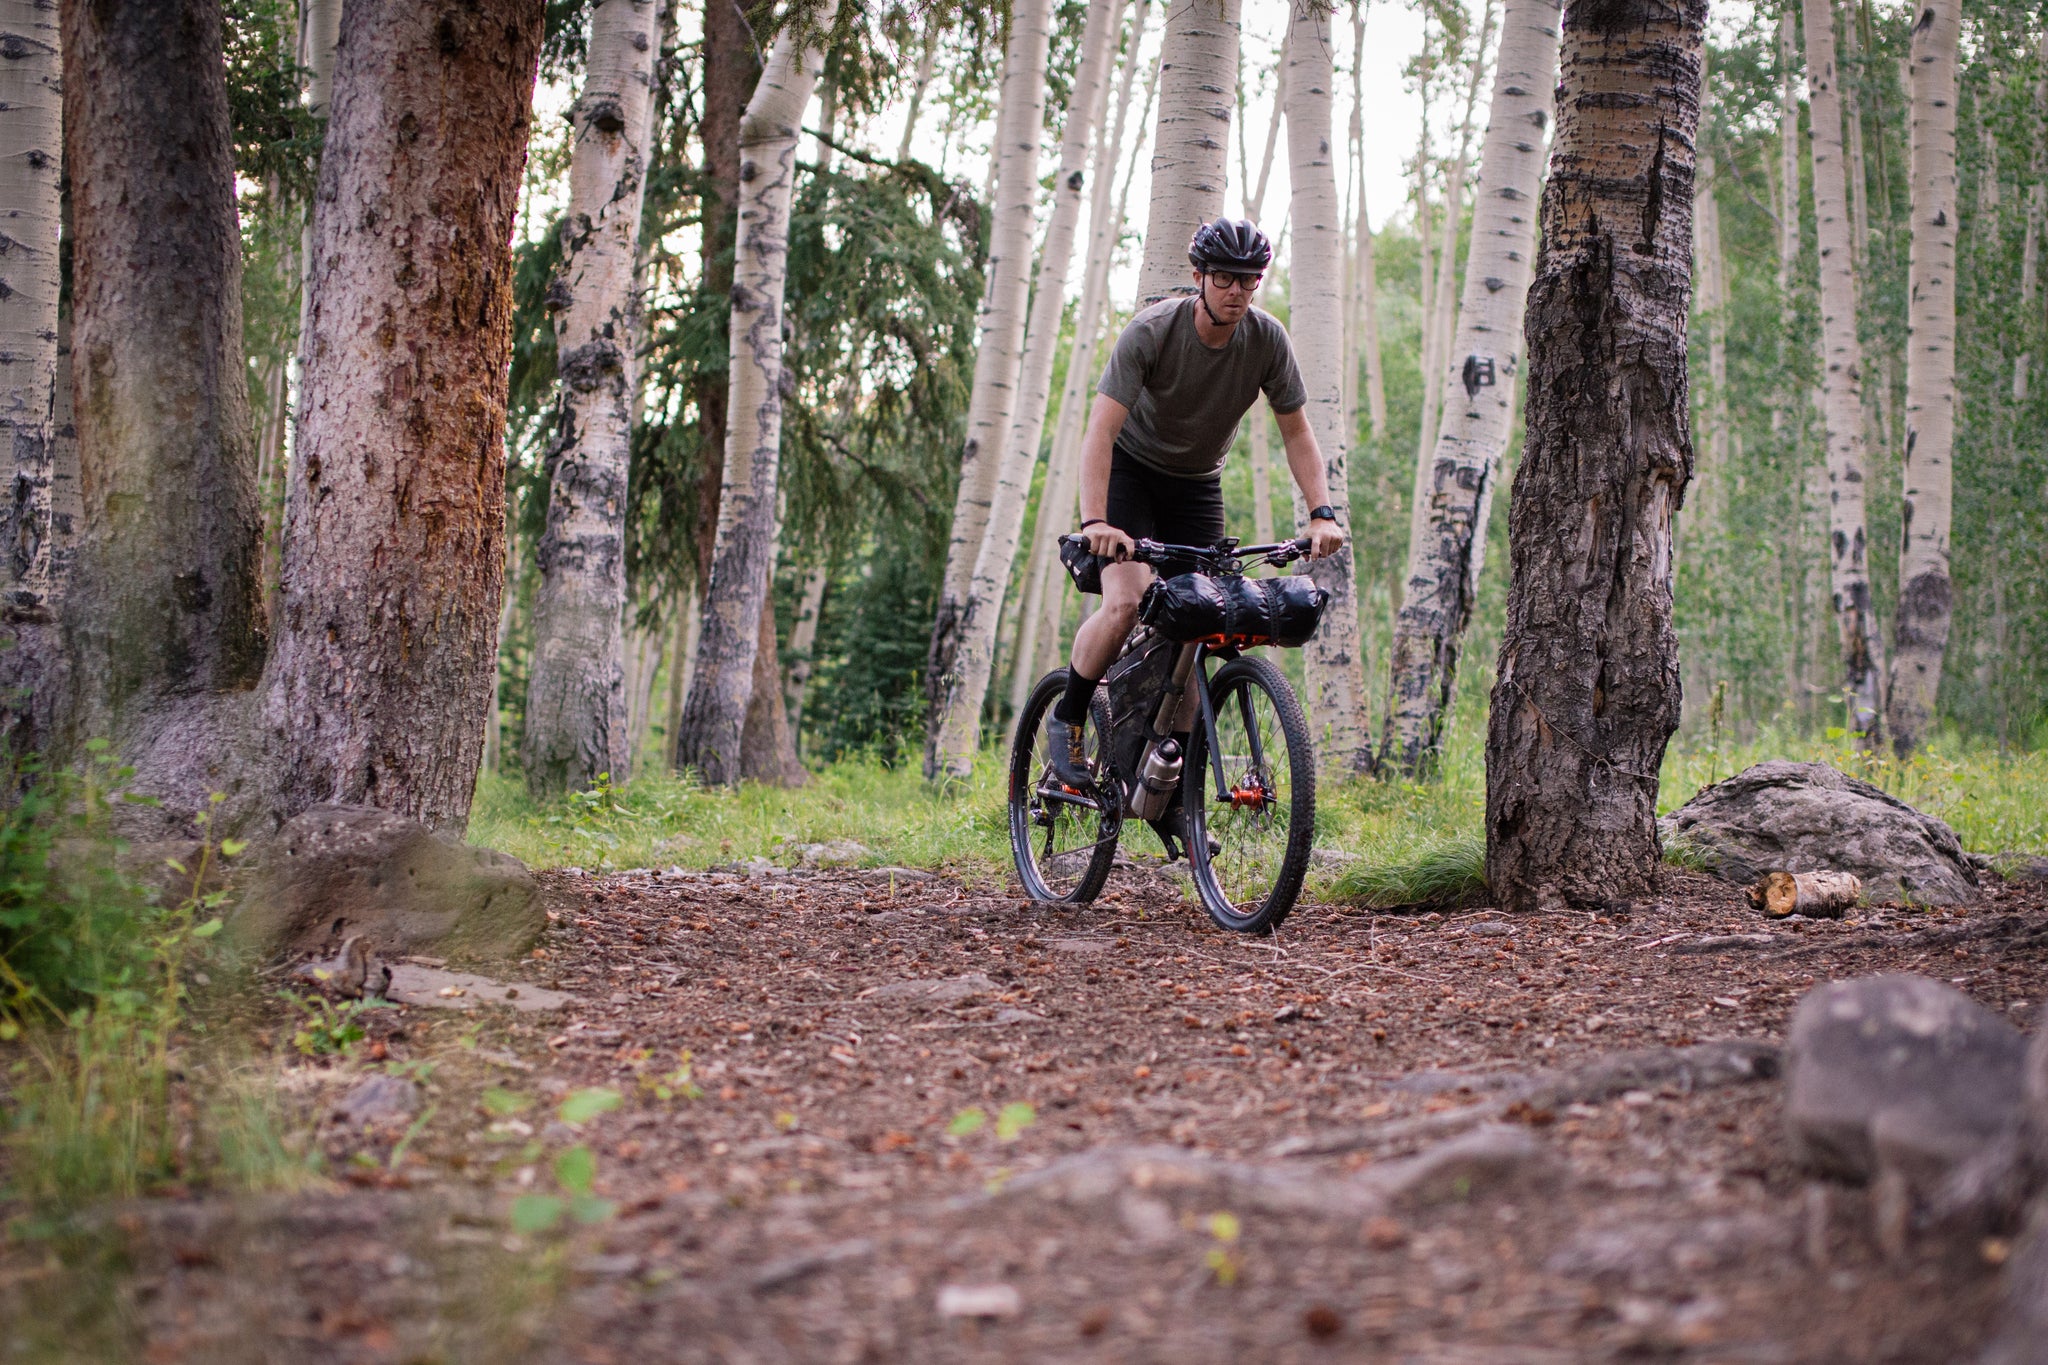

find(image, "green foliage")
[280,992,387,1057]
[2,790,301,1207]
[223,0,322,209]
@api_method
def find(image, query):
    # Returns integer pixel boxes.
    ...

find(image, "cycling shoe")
[1045,714,1094,789]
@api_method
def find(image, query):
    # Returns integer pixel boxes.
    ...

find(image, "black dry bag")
[1136,572,1328,649]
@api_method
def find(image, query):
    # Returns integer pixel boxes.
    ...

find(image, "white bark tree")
[922,0,1054,779]
[1286,0,1371,776]
[1885,0,1959,756]
[1007,0,1154,716]
[1347,1,1386,442]
[1135,0,1242,306]
[1774,10,1801,441]
[1014,25,1164,704]
[522,0,662,796]
[1378,0,1558,777]
[1802,0,1884,744]
[932,0,1122,780]
[1409,0,1496,484]
[1243,35,1286,550]
[0,0,64,754]
[673,7,835,785]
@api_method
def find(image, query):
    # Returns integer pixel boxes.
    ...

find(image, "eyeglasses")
[1205,270,1263,293]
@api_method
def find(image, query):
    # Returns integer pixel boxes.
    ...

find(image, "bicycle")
[1008,535,1325,934]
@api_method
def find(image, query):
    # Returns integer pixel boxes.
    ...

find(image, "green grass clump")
[1330,829,1487,909]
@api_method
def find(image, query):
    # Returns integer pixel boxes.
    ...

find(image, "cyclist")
[1047,217,1346,790]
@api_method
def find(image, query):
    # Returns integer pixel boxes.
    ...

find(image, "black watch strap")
[1308,505,1338,523]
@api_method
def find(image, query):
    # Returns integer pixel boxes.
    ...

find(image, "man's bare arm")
[1273,407,1345,558]
[1078,393,1133,559]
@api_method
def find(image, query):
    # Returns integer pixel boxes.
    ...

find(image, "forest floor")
[7,858,2047,1363]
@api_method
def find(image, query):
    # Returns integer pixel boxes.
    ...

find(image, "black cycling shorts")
[1104,444,1226,554]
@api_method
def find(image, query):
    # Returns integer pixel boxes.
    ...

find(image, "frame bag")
[1137,572,1328,649]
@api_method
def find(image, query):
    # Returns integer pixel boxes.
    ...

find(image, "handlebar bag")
[1137,572,1329,648]
[1059,534,1110,595]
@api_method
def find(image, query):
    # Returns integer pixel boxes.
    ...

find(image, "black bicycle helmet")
[1187,217,1273,273]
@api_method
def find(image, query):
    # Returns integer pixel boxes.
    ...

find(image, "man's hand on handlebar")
[1082,522,1135,562]
[1304,518,1347,560]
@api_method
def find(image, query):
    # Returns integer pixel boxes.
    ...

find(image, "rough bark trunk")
[1008,0,1150,716]
[740,591,804,784]
[1802,0,1884,745]
[1285,0,1371,777]
[60,0,266,810]
[1484,0,1704,913]
[0,0,65,756]
[673,8,832,786]
[1379,0,1559,778]
[1135,0,1241,306]
[266,0,543,832]
[522,0,660,796]
[922,0,1053,779]
[1884,0,1958,757]
[932,0,1121,780]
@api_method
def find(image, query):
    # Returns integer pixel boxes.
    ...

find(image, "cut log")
[1749,870,1863,920]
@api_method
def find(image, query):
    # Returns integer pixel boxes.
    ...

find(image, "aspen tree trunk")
[784,560,828,738]
[60,0,267,817]
[1019,29,1164,698]
[897,23,940,162]
[1008,0,1150,716]
[1802,0,1883,744]
[1840,3,1872,276]
[523,0,661,796]
[2014,34,2046,404]
[1411,0,1496,478]
[0,0,64,757]
[1774,11,1800,440]
[267,0,543,831]
[674,8,833,786]
[1379,0,1559,777]
[1136,0,1242,306]
[1286,0,1371,777]
[485,524,518,772]
[664,582,699,748]
[1884,0,1958,756]
[1693,144,1733,521]
[1485,0,1704,913]
[934,0,1121,779]
[1340,22,1359,439]
[1242,32,1285,552]
[923,0,1054,779]
[1349,1,1386,441]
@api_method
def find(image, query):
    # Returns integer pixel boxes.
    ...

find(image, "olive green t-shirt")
[1095,296,1308,479]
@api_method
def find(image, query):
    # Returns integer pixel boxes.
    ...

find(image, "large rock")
[1785,975,2027,1188]
[1660,761,1977,905]
[232,804,544,964]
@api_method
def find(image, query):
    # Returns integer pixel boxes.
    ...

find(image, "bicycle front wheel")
[1009,669,1120,904]
[1184,655,1315,933]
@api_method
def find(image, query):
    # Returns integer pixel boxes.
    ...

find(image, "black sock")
[1053,669,1100,724]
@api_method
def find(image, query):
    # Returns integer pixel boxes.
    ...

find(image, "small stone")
[1467,921,1513,937]
[336,1074,419,1128]
[936,1283,1021,1319]
[1303,1303,1344,1338]
[1363,1216,1409,1250]
[1078,1306,1112,1337]
[1375,1126,1555,1209]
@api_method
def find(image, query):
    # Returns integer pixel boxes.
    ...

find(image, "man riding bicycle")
[1047,217,1346,792]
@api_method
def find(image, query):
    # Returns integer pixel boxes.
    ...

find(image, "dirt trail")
[7,865,2046,1363]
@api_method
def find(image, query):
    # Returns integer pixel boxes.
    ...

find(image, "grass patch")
[471,716,2048,906]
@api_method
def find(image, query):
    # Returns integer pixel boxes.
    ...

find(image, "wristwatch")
[1307,505,1338,523]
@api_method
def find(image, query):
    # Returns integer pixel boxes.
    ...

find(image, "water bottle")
[1130,738,1183,819]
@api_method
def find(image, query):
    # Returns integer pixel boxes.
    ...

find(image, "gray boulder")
[231,804,544,964]
[1660,761,1977,905]
[1785,975,2027,1188]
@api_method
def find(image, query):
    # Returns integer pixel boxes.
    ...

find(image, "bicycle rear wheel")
[1184,655,1315,933]
[1009,669,1120,904]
